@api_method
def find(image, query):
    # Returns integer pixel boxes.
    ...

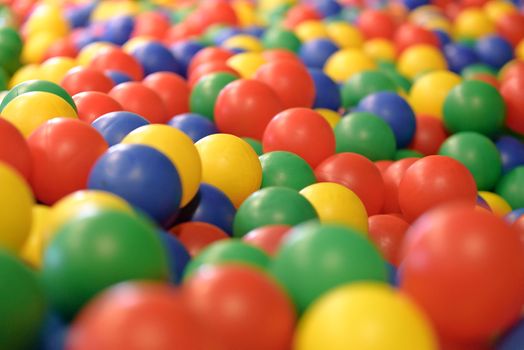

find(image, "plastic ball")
[170,221,229,257]
[500,75,524,134]
[189,60,240,88]
[92,111,149,146]
[363,38,396,62]
[478,191,512,217]
[89,47,144,81]
[271,221,387,312]
[334,112,397,161]
[0,249,46,349]
[158,231,191,284]
[496,12,524,47]
[109,82,168,124]
[227,52,267,78]
[383,158,419,214]
[454,8,495,40]
[439,132,502,190]
[299,39,338,69]
[316,108,341,128]
[324,48,376,82]
[357,9,397,40]
[99,15,134,46]
[22,32,61,65]
[260,27,301,53]
[130,41,182,76]
[341,70,397,109]
[315,153,385,216]
[242,225,291,256]
[61,67,114,96]
[39,57,77,84]
[214,79,284,139]
[496,166,524,209]
[167,113,218,142]
[307,69,341,111]
[475,35,514,69]
[132,11,171,39]
[223,34,263,52]
[394,23,440,54]
[66,283,204,350]
[0,118,31,181]
[326,21,363,49]
[368,214,410,266]
[400,203,524,341]
[259,151,316,191]
[73,91,123,124]
[409,115,448,155]
[409,70,461,118]
[188,47,234,75]
[398,155,478,221]
[263,108,335,168]
[497,318,524,350]
[104,70,132,85]
[243,137,264,155]
[443,80,505,136]
[397,44,447,80]
[185,265,296,350]
[8,64,41,89]
[169,40,205,76]
[121,124,202,207]
[294,20,328,42]
[233,186,318,238]
[196,134,261,207]
[496,136,524,174]
[443,43,479,73]
[22,206,50,268]
[190,72,238,120]
[356,92,416,149]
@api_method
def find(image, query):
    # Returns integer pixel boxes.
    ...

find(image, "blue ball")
[190,183,236,235]
[497,318,524,350]
[497,136,524,175]
[170,40,205,77]
[100,16,134,46]
[92,111,149,146]
[475,35,514,70]
[434,29,452,48]
[104,70,132,85]
[387,262,399,287]
[299,39,339,69]
[477,194,491,211]
[506,208,524,224]
[402,0,430,10]
[444,43,479,73]
[356,92,416,148]
[243,26,265,38]
[72,28,99,50]
[66,1,96,29]
[158,230,191,284]
[308,68,341,111]
[167,113,218,142]
[36,312,67,350]
[130,42,183,76]
[88,144,182,225]
[313,0,342,17]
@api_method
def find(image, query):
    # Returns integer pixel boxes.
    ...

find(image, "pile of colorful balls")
[1,0,524,349]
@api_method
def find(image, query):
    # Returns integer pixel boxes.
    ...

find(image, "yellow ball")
[300,182,368,234]
[454,8,495,40]
[44,190,133,247]
[227,52,267,78]
[295,283,438,350]
[397,44,447,80]
[326,22,363,49]
[195,134,262,207]
[258,0,297,11]
[91,1,139,22]
[20,205,51,269]
[363,39,397,62]
[409,70,462,118]
[515,40,524,61]
[315,108,341,129]
[233,0,260,27]
[122,125,202,206]
[0,163,34,253]
[409,5,445,23]
[479,191,513,217]
[224,34,264,52]
[23,4,69,38]
[324,49,376,83]
[2,91,78,137]
[484,0,516,22]
[9,64,41,89]
[22,32,61,64]
[422,17,452,33]
[295,20,329,42]
[77,42,116,66]
[39,57,78,84]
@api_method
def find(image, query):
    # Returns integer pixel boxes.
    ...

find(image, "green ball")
[443,80,505,136]
[0,249,46,350]
[263,4,292,26]
[233,187,318,238]
[189,72,237,121]
[243,137,263,156]
[270,222,387,313]
[261,27,302,53]
[439,132,502,190]
[384,69,412,92]
[0,79,77,113]
[341,70,397,108]
[461,64,497,79]
[0,66,8,91]
[184,240,270,279]
[42,209,169,320]
[335,112,397,161]
[0,26,22,56]
[496,166,524,209]
[395,149,424,160]
[260,151,316,191]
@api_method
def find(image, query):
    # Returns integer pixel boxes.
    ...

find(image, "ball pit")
[1,0,524,348]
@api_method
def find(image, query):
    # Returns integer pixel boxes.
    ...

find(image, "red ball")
[242,225,291,256]
[357,9,397,40]
[169,222,229,257]
[400,203,524,341]
[67,283,206,350]
[109,82,168,124]
[132,12,171,40]
[394,23,439,54]
[283,4,322,29]
[143,72,190,117]
[496,12,524,47]
[262,49,300,63]
[382,158,419,214]
[315,152,385,215]
[263,108,335,168]
[398,155,477,222]
[27,118,108,205]
[184,265,296,350]
[43,38,78,60]
[409,115,448,155]
[368,214,409,266]
[214,79,284,140]
[89,47,144,81]
[61,67,114,96]
[0,118,32,181]
[164,23,201,45]
[254,60,315,109]
[188,47,234,76]
[73,92,123,124]
[500,75,524,135]
[197,0,238,29]
[375,160,393,175]
[500,60,524,83]
[188,61,239,88]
